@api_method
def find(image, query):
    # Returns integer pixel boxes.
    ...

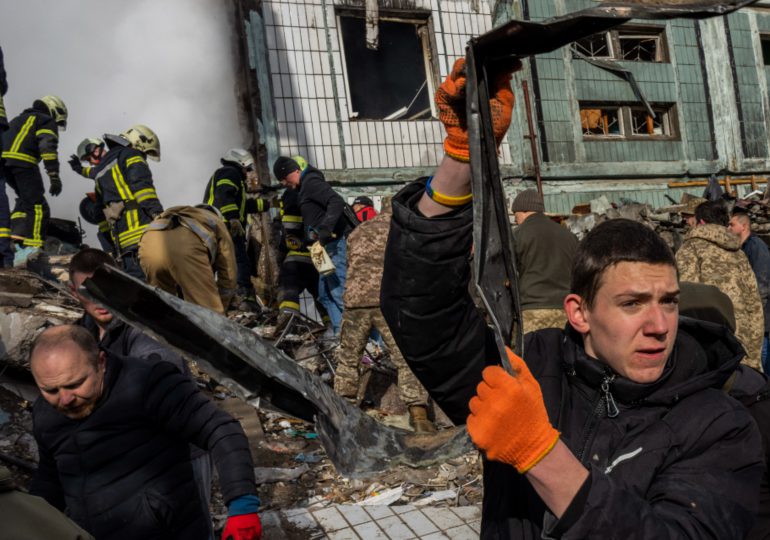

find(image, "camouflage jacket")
[676,224,764,370]
[344,206,391,308]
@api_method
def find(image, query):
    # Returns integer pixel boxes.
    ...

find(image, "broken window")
[572,32,613,58]
[618,29,665,62]
[761,35,770,66]
[337,13,435,120]
[629,107,672,136]
[580,107,622,136]
[580,103,677,139]
[572,26,667,62]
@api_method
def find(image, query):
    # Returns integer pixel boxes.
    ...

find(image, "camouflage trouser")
[521,308,567,335]
[334,306,428,407]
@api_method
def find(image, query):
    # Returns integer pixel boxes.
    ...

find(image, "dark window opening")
[761,36,770,66]
[338,15,433,120]
[580,103,677,139]
[572,26,667,62]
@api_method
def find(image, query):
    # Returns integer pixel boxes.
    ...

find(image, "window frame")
[335,10,438,121]
[572,25,669,63]
[580,102,679,141]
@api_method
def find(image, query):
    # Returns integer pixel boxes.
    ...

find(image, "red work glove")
[467,348,559,473]
[434,58,518,162]
[222,513,262,540]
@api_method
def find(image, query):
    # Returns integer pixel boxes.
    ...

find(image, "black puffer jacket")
[31,354,256,540]
[297,166,353,241]
[381,180,763,539]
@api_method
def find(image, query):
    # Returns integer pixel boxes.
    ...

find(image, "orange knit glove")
[435,58,518,162]
[467,348,559,473]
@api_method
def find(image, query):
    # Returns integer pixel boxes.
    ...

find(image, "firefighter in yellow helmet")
[90,124,163,279]
[0,94,67,266]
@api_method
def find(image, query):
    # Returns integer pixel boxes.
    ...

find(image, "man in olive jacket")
[29,325,261,540]
[511,189,577,334]
[381,58,762,538]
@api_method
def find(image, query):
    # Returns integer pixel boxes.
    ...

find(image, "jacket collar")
[562,317,743,405]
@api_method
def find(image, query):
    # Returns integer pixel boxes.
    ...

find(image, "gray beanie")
[510,189,545,213]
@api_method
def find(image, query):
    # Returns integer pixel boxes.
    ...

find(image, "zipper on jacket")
[602,374,620,418]
[576,394,604,463]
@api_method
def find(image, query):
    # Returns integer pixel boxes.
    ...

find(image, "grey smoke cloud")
[1,0,246,245]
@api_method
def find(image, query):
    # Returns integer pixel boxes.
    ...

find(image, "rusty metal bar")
[521,80,543,197]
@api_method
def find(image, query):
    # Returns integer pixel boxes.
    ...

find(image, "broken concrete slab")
[82,266,475,477]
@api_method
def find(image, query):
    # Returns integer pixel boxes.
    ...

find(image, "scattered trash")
[294,452,323,464]
[357,486,404,506]
[253,464,310,484]
[414,489,457,507]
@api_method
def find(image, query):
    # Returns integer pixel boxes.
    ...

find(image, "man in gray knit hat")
[511,189,578,334]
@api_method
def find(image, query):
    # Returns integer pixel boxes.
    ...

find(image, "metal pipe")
[521,80,543,197]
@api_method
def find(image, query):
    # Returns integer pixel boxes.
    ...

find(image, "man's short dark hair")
[69,248,116,278]
[731,209,751,225]
[571,219,676,308]
[695,201,729,226]
[30,325,100,368]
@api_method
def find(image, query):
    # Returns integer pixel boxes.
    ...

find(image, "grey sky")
[1,0,247,244]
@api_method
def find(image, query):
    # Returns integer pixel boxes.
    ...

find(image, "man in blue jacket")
[729,209,770,372]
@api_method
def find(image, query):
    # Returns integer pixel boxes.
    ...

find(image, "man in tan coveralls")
[333,198,435,432]
[138,205,237,314]
[676,200,764,369]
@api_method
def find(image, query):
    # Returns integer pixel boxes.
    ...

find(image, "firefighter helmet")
[221,148,255,170]
[120,124,161,161]
[76,137,105,160]
[37,95,68,130]
[291,155,308,171]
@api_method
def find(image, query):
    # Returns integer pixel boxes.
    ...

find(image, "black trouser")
[5,165,49,248]
[278,258,328,321]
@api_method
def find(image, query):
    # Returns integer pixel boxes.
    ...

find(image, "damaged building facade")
[236,0,770,209]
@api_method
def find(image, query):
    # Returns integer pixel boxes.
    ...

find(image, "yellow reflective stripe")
[282,215,303,223]
[287,250,311,257]
[35,129,57,138]
[41,153,57,161]
[98,221,110,233]
[216,179,238,189]
[220,204,239,213]
[118,224,148,244]
[0,228,10,237]
[279,300,301,312]
[11,212,26,219]
[256,199,266,212]
[32,205,44,246]
[84,166,92,176]
[126,156,145,167]
[1,151,38,164]
[206,174,216,206]
[10,116,35,153]
[135,188,158,202]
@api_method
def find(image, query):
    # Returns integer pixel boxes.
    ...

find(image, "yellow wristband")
[425,176,473,207]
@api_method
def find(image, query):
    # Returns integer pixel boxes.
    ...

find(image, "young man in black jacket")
[381,58,763,538]
[273,156,354,335]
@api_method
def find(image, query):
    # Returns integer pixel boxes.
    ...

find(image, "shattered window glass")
[580,107,621,136]
[618,31,663,62]
[572,33,612,58]
[630,108,670,136]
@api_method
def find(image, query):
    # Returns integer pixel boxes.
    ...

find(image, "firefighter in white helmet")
[90,124,163,278]
[203,148,271,304]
